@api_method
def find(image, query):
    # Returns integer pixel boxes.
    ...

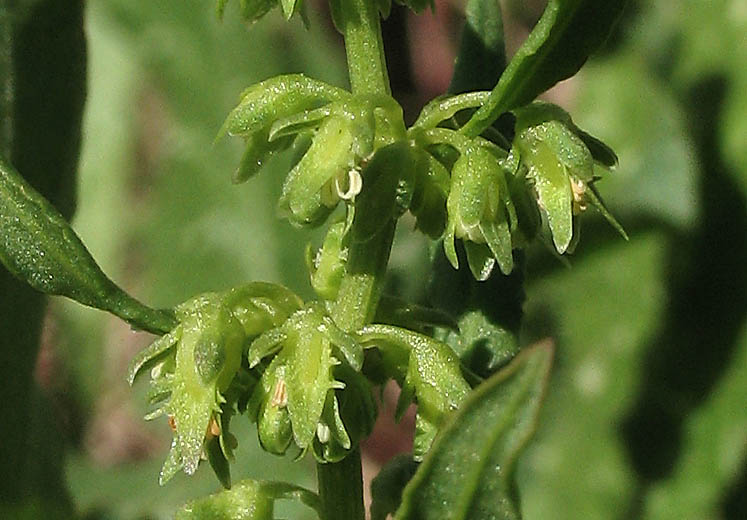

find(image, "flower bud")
[444,144,514,277]
[513,102,625,253]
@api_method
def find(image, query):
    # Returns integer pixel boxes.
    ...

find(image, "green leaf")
[462,0,628,137]
[394,342,554,520]
[463,241,496,282]
[159,294,245,484]
[175,479,321,520]
[641,323,747,520]
[223,282,304,337]
[517,233,669,520]
[0,156,176,334]
[127,327,180,385]
[248,327,287,368]
[357,324,470,457]
[411,92,491,131]
[370,455,419,520]
[514,128,574,253]
[279,0,300,20]
[449,0,506,94]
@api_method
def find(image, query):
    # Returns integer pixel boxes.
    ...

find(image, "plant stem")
[337,0,391,96]
[331,221,395,331]
[318,2,395,519]
[317,447,366,520]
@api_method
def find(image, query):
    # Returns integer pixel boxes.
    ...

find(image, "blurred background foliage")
[2,0,745,519]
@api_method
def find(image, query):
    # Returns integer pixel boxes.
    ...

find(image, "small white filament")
[336,168,363,200]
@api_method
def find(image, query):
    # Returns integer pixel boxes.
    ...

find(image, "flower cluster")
[127,283,302,485]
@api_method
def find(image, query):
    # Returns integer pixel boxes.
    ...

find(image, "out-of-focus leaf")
[517,232,669,520]
[573,54,699,230]
[721,67,747,197]
[670,1,747,197]
[462,0,628,137]
[449,0,505,94]
[395,342,553,520]
[640,323,747,520]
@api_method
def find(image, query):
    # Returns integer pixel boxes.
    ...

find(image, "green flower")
[511,101,627,253]
[127,283,302,485]
[444,142,516,278]
[247,303,368,460]
[221,75,405,229]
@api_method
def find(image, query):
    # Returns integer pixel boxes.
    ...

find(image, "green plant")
[10,1,744,519]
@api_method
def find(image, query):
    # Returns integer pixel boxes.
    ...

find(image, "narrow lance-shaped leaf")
[395,342,554,520]
[0,156,175,334]
[462,0,628,137]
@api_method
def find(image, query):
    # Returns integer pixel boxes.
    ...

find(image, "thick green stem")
[318,2,394,519]
[317,447,366,520]
[337,0,391,96]
[331,221,395,332]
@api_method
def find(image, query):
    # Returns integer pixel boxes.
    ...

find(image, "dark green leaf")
[449,0,506,94]
[640,323,747,520]
[462,0,628,137]
[395,342,553,520]
[370,455,419,520]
